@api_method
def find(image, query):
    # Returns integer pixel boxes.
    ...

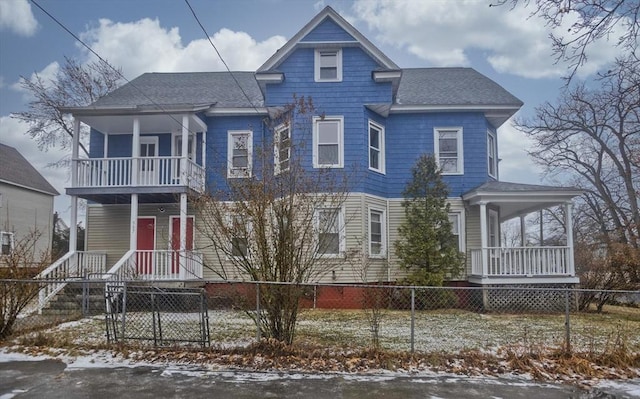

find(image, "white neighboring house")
[0,143,59,262]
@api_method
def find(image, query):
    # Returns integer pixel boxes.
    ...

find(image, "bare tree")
[12,57,122,163]
[492,0,640,81]
[195,97,353,344]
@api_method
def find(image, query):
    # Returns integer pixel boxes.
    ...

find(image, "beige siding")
[0,182,54,258]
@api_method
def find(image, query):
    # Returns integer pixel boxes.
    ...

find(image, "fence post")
[410,287,415,353]
[564,288,571,353]
[121,281,127,343]
[256,282,261,341]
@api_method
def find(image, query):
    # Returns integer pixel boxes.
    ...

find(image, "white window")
[314,49,342,82]
[368,121,385,173]
[173,132,195,178]
[230,214,249,258]
[274,123,291,174]
[1,231,14,255]
[313,116,343,168]
[315,208,344,256]
[448,213,465,252]
[369,208,386,257]
[487,131,498,178]
[434,128,463,174]
[227,131,252,178]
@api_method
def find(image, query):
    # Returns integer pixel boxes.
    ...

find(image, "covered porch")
[462,181,583,285]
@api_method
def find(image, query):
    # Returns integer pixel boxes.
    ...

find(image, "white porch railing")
[103,250,204,281]
[36,251,107,313]
[74,157,205,192]
[470,246,572,277]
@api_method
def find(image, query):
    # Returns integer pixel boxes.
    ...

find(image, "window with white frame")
[368,121,385,173]
[313,117,343,168]
[434,128,463,174]
[173,132,195,178]
[230,214,249,257]
[227,131,252,178]
[1,231,14,255]
[314,49,342,82]
[274,123,291,174]
[487,131,498,178]
[369,208,386,256]
[316,208,344,256]
[448,213,464,252]
[488,210,499,248]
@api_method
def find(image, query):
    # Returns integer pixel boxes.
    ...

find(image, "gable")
[300,18,356,42]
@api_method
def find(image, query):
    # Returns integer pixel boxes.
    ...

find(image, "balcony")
[469,247,579,285]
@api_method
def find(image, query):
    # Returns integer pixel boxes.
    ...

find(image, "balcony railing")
[470,246,573,277]
[104,250,204,281]
[74,157,205,192]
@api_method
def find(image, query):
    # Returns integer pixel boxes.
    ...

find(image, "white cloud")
[0,0,37,36]
[351,0,621,79]
[497,120,543,184]
[11,61,59,98]
[78,18,287,79]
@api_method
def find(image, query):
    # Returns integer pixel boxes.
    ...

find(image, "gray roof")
[396,68,523,107]
[87,68,520,110]
[464,181,582,196]
[0,143,59,196]
[91,71,264,109]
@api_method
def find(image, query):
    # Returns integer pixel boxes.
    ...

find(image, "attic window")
[315,49,342,82]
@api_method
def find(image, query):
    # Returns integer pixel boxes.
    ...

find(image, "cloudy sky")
[0,0,621,222]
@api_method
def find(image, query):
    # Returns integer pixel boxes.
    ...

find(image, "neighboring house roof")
[0,143,59,196]
[396,68,523,107]
[90,71,264,109]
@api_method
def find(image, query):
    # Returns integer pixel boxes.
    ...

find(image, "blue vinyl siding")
[301,19,355,42]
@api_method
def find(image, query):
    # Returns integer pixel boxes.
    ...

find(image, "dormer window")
[315,49,342,82]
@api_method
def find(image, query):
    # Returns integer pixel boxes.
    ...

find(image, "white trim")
[368,206,386,258]
[434,127,463,175]
[448,211,465,253]
[313,116,344,168]
[368,120,385,174]
[227,130,253,178]
[488,209,499,248]
[487,130,498,179]
[206,107,268,116]
[314,48,342,82]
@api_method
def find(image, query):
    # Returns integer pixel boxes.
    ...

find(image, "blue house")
[46,7,581,304]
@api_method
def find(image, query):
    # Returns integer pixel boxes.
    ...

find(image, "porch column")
[129,194,138,250]
[181,115,189,183]
[179,193,187,279]
[519,215,526,247]
[479,202,488,276]
[69,117,80,252]
[132,118,140,185]
[564,201,575,276]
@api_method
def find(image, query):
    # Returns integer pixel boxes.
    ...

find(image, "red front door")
[137,217,155,274]
[171,216,194,273]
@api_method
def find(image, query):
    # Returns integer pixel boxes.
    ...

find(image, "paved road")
[0,358,637,398]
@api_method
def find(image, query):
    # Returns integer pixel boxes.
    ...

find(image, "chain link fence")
[1,278,639,355]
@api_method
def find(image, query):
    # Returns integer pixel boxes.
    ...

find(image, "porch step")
[41,283,106,316]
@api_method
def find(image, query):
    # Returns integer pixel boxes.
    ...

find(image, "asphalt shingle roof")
[396,68,523,107]
[91,71,264,108]
[0,143,59,195]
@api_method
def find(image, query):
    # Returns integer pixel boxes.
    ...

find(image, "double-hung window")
[227,131,252,178]
[316,208,344,256]
[230,214,249,258]
[434,128,463,174]
[368,121,385,173]
[448,213,464,252]
[1,231,14,255]
[274,123,291,174]
[314,49,342,82]
[369,208,386,256]
[313,116,343,168]
[487,131,498,178]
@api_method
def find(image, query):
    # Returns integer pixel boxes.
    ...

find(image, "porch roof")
[462,181,583,221]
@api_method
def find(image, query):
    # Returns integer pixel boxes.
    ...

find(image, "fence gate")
[105,283,210,347]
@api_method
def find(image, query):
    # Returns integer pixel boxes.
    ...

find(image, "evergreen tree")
[394,154,464,286]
